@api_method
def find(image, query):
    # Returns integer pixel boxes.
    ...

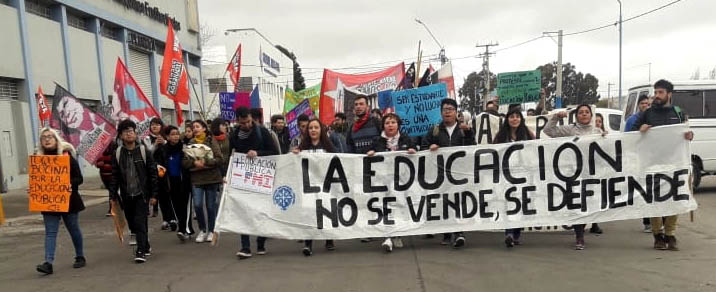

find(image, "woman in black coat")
[35,128,86,275]
[367,113,417,253]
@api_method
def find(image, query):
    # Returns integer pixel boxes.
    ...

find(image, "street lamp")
[617,0,623,110]
[414,18,446,65]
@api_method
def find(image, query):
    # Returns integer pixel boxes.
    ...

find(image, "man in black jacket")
[270,114,291,154]
[345,94,382,154]
[631,79,694,251]
[230,107,279,259]
[109,119,159,263]
[422,98,476,248]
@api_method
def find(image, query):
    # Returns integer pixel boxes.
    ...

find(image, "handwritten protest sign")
[284,84,321,114]
[286,99,315,140]
[229,152,277,195]
[392,83,447,137]
[497,70,541,104]
[219,92,237,121]
[28,155,71,212]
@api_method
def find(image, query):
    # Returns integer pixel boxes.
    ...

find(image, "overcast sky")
[199,0,715,98]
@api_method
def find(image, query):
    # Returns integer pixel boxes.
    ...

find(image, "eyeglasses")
[442,107,456,113]
[40,135,55,141]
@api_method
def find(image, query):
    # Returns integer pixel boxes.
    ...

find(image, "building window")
[67,13,88,31]
[208,78,228,93]
[188,55,201,67]
[101,23,120,40]
[0,78,20,100]
[25,0,52,19]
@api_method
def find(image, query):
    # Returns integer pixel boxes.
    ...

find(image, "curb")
[1,197,108,228]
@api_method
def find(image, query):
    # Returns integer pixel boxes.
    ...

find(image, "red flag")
[174,102,183,125]
[226,44,242,91]
[36,85,51,126]
[319,62,404,125]
[160,21,190,105]
[113,58,160,137]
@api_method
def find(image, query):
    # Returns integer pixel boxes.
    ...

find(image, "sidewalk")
[0,176,109,227]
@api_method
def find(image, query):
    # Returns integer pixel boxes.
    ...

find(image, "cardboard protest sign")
[28,155,71,212]
[286,99,315,140]
[228,152,277,195]
[0,195,5,225]
[497,70,541,104]
[216,124,696,239]
[110,199,126,245]
[392,83,447,137]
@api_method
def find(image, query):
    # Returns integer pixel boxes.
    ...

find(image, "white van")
[625,80,716,189]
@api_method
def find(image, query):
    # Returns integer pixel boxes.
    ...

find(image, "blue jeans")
[192,184,219,233]
[505,228,522,240]
[43,213,83,264]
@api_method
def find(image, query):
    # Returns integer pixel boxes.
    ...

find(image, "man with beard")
[345,95,382,155]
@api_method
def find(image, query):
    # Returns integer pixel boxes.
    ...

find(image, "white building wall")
[27,14,67,92]
[68,27,101,100]
[0,5,24,79]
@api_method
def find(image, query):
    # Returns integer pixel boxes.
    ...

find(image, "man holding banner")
[422,98,476,248]
[230,107,279,259]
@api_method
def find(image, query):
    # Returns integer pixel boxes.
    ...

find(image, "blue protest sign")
[391,83,447,137]
[219,92,237,121]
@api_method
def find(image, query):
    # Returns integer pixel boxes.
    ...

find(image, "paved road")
[1,178,715,292]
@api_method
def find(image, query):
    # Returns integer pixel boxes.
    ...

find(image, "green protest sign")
[497,70,541,104]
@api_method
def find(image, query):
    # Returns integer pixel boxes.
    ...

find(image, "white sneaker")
[643,225,652,233]
[382,238,393,252]
[129,234,137,246]
[195,231,207,243]
[206,232,214,243]
[394,237,404,248]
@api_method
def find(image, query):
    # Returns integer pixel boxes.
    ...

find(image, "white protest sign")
[228,152,277,195]
[216,124,696,240]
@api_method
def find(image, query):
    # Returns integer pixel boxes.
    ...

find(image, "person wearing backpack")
[422,98,476,248]
[109,119,159,263]
[630,79,694,251]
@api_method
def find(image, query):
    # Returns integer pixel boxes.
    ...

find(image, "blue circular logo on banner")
[273,186,296,211]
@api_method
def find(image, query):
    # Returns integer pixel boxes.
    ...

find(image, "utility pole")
[607,82,614,109]
[543,30,563,108]
[617,0,623,110]
[476,42,498,111]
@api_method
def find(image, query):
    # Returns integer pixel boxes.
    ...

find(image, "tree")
[275,45,306,91]
[537,62,600,109]
[458,70,496,115]
[199,22,216,48]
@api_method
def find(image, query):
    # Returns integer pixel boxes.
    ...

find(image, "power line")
[564,0,684,36]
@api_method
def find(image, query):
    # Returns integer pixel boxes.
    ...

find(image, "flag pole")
[184,68,206,121]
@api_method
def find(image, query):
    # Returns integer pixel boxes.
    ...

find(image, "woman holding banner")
[366,113,417,253]
[35,128,86,275]
[543,104,604,250]
[292,118,338,256]
[493,109,535,248]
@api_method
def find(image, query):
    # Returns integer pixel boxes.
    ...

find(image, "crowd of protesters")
[34,79,693,274]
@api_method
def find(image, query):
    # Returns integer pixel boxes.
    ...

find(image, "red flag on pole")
[160,21,190,105]
[226,44,242,92]
[36,85,51,126]
[113,58,161,137]
[174,102,184,125]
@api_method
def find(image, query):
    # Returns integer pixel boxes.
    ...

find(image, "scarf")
[381,131,400,151]
[194,132,207,144]
[214,133,226,141]
[353,113,369,132]
[237,127,252,139]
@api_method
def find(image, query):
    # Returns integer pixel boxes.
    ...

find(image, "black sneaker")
[302,247,312,256]
[589,224,603,234]
[73,256,86,268]
[505,236,514,248]
[325,241,335,251]
[236,249,252,259]
[441,234,452,246]
[257,247,267,255]
[36,262,53,275]
[169,221,178,232]
[134,251,147,263]
[453,235,465,248]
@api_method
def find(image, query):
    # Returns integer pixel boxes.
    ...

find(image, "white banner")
[216,124,697,240]
[472,111,585,144]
